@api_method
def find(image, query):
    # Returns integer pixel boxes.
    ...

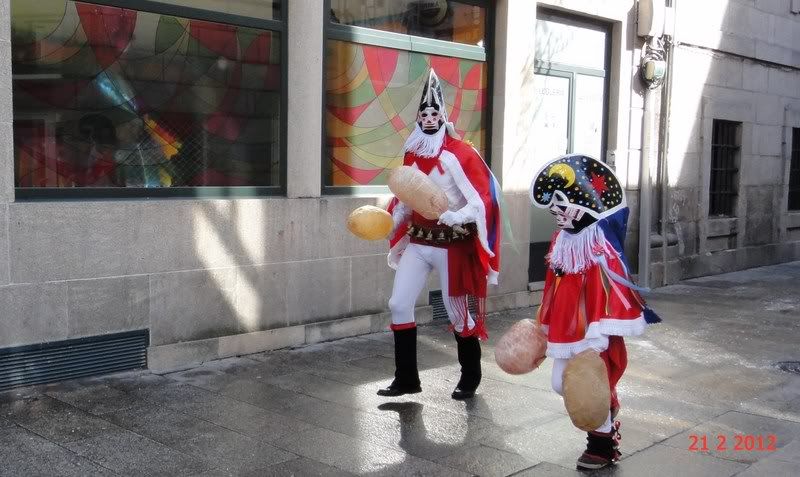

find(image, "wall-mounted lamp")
[642,58,666,82]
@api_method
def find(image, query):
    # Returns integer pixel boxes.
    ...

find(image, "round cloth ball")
[347,205,393,241]
[388,166,449,220]
[494,319,547,375]
[563,350,611,431]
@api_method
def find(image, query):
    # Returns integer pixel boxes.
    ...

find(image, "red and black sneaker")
[576,425,622,471]
[612,420,622,450]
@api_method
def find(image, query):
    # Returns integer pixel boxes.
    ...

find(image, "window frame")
[12,0,288,201]
[708,119,741,217]
[527,8,612,285]
[321,0,494,195]
[533,8,612,163]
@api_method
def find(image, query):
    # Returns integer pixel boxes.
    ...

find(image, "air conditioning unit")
[637,0,665,38]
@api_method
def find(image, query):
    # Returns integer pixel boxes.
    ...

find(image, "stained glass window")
[12,1,282,191]
[330,0,486,47]
[325,41,487,186]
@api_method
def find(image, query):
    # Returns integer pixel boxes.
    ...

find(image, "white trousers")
[389,243,475,332]
[551,358,613,433]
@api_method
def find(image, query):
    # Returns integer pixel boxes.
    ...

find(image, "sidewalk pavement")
[1,262,799,476]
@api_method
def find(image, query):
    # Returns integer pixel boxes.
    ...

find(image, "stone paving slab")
[0,261,798,476]
[101,403,223,446]
[734,457,800,476]
[169,427,296,474]
[2,394,119,444]
[64,429,211,476]
[276,426,470,476]
[241,457,357,477]
[438,443,537,476]
[0,426,116,477]
[662,410,800,463]
[596,443,749,476]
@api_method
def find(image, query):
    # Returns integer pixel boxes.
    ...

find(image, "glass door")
[528,10,610,283]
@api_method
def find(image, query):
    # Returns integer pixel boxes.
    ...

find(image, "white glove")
[438,210,465,227]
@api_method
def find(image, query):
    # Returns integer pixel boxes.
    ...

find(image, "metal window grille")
[789,128,800,211]
[709,120,741,216]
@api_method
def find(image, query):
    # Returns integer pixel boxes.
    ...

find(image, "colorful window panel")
[12,1,282,189]
[330,0,486,47]
[325,40,487,186]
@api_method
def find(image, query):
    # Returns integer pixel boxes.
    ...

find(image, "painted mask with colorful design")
[530,154,626,233]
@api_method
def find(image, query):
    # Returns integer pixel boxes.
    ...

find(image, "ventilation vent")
[0,330,148,392]
[429,291,477,321]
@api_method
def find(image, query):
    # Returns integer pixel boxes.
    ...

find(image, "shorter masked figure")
[530,154,661,470]
[377,69,502,401]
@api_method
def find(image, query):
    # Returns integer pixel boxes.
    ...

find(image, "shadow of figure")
[377,396,492,461]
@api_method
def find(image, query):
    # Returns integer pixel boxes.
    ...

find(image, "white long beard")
[548,224,613,274]
[403,124,446,158]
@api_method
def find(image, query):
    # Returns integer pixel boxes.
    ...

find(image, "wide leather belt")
[407,222,477,245]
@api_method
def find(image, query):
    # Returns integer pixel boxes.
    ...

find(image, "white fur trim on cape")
[439,151,493,260]
[548,224,614,274]
[544,316,647,359]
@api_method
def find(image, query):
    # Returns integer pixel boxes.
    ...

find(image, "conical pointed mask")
[417,69,449,135]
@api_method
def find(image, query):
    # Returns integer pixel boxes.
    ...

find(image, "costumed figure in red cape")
[530,154,661,470]
[377,69,502,400]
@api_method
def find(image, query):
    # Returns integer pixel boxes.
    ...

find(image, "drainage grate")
[776,361,800,375]
[0,330,148,392]
[429,290,477,321]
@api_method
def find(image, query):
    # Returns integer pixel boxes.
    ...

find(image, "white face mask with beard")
[418,106,443,133]
[403,122,447,158]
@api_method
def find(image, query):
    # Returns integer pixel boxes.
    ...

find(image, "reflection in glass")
[530,74,570,244]
[325,40,487,186]
[330,0,486,47]
[12,1,282,189]
[158,0,281,21]
[535,17,606,70]
[574,74,605,159]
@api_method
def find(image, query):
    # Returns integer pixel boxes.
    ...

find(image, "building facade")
[0,0,798,378]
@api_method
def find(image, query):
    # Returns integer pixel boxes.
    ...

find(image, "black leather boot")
[451,332,481,400]
[377,327,422,397]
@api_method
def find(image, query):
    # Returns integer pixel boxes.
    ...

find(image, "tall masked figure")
[530,154,661,470]
[378,69,502,400]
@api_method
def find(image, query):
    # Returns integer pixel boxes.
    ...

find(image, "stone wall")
[652,0,800,284]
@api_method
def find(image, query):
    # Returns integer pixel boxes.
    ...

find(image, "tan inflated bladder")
[563,350,611,431]
[347,205,393,241]
[387,166,448,220]
[494,319,547,375]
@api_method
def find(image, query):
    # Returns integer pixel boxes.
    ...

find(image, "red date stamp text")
[688,434,777,452]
